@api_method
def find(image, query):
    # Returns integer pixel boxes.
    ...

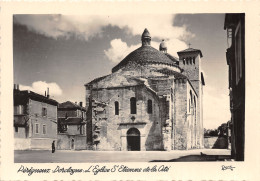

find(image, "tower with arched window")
[178,47,205,148]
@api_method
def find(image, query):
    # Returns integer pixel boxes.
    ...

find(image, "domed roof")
[159,39,167,51]
[112,45,179,72]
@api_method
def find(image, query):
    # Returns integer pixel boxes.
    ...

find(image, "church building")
[85,29,205,151]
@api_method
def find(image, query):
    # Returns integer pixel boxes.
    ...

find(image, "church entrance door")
[127,128,140,151]
[71,139,75,150]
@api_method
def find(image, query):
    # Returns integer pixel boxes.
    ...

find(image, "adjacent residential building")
[224,13,245,161]
[57,101,87,150]
[85,29,205,151]
[14,85,58,150]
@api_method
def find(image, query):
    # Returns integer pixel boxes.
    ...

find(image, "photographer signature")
[221,165,235,171]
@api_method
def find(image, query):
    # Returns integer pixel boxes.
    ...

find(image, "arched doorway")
[127,128,140,151]
[71,139,75,150]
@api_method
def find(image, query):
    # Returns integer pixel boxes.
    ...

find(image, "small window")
[190,90,193,104]
[15,126,18,132]
[43,125,46,134]
[147,99,153,114]
[63,125,68,132]
[130,97,136,114]
[115,101,119,115]
[183,59,185,65]
[194,96,196,111]
[35,123,39,134]
[193,57,195,64]
[18,105,23,114]
[80,126,84,135]
[190,58,192,64]
[77,110,82,117]
[186,58,189,65]
[15,105,24,115]
[42,107,47,116]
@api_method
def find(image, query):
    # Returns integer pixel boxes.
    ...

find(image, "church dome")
[112,28,180,73]
[112,45,179,73]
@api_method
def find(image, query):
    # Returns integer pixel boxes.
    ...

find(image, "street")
[15,149,231,163]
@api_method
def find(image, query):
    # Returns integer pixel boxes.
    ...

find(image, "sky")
[13,14,230,129]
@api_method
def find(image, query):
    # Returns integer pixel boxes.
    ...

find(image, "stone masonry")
[85,29,205,151]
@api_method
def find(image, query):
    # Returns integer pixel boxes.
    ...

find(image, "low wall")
[204,136,218,149]
[14,138,31,150]
[57,134,87,150]
[30,138,56,150]
[15,138,55,150]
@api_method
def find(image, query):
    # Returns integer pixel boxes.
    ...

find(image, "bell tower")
[178,47,204,91]
[177,47,205,148]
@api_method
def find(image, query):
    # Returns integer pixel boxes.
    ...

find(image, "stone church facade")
[85,29,205,151]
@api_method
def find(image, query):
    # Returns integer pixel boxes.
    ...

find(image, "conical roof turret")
[141,28,151,46]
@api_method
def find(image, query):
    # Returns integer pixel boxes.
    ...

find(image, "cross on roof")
[188,43,192,48]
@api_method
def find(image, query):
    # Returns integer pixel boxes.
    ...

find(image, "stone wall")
[57,134,87,150]
[88,85,162,151]
[186,81,197,149]
[174,79,188,150]
[65,125,86,136]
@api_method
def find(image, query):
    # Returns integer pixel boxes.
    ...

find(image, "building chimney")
[79,102,83,107]
[47,87,49,98]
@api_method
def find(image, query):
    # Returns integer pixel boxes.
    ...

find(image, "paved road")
[15,149,231,163]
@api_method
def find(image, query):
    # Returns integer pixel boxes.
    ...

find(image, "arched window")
[115,101,119,115]
[190,91,193,114]
[183,58,185,65]
[130,97,136,114]
[147,99,152,114]
[190,90,193,104]
[194,96,196,121]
